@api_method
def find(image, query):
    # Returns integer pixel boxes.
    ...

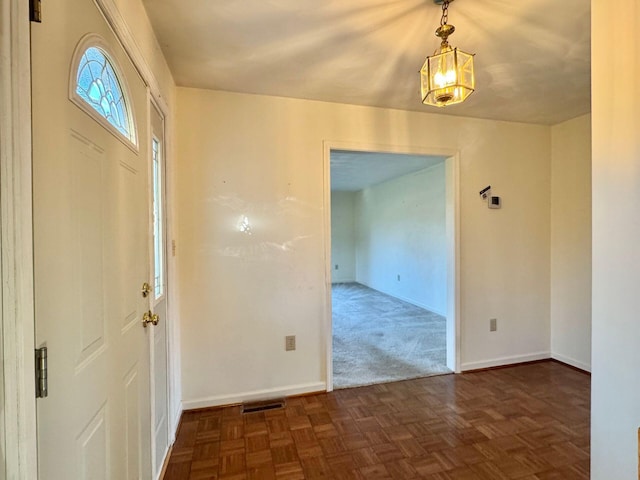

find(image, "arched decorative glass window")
[70,35,137,148]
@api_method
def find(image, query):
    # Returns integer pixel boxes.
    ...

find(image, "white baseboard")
[331,278,356,284]
[551,352,591,372]
[158,405,182,480]
[182,382,326,410]
[461,351,551,371]
[170,404,182,442]
[357,281,446,316]
[157,444,172,480]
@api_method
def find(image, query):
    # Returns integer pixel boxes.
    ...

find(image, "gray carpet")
[332,282,451,389]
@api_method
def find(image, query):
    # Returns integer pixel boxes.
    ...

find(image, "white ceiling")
[143,0,591,125]
[331,151,445,191]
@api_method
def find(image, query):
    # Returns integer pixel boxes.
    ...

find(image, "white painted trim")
[157,444,173,480]
[551,353,591,373]
[331,278,357,284]
[322,141,334,392]
[93,0,170,114]
[322,140,461,389]
[445,154,461,373]
[165,107,182,443]
[156,82,180,440]
[460,352,551,372]
[0,0,38,478]
[182,382,327,410]
[147,94,179,480]
[171,403,182,442]
[157,86,180,445]
[147,92,160,480]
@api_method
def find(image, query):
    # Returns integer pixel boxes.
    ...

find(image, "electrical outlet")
[285,335,296,351]
[335,264,339,270]
[490,318,497,332]
[397,274,400,281]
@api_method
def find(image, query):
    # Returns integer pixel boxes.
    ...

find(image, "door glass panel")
[152,137,164,299]
[72,43,137,146]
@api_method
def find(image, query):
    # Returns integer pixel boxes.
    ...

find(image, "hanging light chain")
[440,0,450,27]
[436,0,454,46]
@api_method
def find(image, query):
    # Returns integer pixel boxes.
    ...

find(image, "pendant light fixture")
[420,0,475,107]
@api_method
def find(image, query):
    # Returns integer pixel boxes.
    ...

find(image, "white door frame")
[322,141,461,391]
[0,0,38,477]
[1,0,179,476]
[147,95,172,479]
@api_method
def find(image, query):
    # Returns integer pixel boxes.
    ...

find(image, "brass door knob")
[142,310,159,327]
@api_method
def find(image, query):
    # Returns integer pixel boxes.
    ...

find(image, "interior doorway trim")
[0,0,38,477]
[322,141,461,391]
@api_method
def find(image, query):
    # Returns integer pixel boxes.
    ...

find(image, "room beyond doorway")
[332,282,450,388]
[324,145,460,390]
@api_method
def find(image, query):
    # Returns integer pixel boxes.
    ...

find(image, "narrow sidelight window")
[152,137,165,299]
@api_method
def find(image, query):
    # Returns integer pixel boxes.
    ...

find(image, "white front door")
[32,0,152,478]
[149,102,170,478]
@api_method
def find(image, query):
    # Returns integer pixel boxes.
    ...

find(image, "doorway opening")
[323,144,460,391]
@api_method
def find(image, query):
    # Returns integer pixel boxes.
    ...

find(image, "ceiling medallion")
[420,0,475,107]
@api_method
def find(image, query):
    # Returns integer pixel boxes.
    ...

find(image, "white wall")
[175,87,551,407]
[591,1,640,477]
[460,135,551,371]
[330,191,356,283]
[355,164,447,315]
[550,114,591,372]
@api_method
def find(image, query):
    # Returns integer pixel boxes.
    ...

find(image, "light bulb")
[434,69,456,88]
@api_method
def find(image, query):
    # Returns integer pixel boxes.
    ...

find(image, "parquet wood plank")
[164,361,589,479]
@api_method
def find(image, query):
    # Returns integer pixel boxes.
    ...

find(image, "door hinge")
[29,0,42,23]
[35,346,48,398]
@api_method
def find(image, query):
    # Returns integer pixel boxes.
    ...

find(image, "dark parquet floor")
[163,361,590,480]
